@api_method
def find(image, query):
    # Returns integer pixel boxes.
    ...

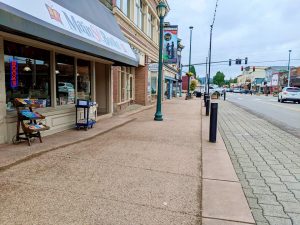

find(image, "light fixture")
[23,65,31,72]
[23,58,32,72]
[55,70,60,74]
[156,1,167,18]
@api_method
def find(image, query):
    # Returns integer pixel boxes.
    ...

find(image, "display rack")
[14,98,50,146]
[75,99,97,130]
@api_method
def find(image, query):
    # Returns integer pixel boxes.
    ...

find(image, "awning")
[0,0,138,66]
[165,76,177,81]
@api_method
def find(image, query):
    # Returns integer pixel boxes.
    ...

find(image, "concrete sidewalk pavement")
[0,98,254,224]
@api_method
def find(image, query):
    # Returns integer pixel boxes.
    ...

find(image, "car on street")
[233,88,241,93]
[278,87,300,103]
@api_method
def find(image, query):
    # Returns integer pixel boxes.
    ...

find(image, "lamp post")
[177,39,184,97]
[187,26,193,99]
[287,50,292,87]
[154,1,167,121]
[207,25,213,97]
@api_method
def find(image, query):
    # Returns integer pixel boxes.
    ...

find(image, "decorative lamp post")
[177,39,184,97]
[187,26,193,99]
[154,1,167,121]
[287,50,292,87]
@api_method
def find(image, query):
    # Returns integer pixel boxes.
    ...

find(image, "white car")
[278,87,300,103]
[58,82,74,93]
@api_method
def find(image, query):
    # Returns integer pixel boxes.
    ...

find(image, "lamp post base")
[154,112,163,121]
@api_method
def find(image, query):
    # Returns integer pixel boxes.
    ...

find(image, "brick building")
[111,0,170,113]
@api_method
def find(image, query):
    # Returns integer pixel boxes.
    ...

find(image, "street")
[218,100,300,225]
[226,93,300,138]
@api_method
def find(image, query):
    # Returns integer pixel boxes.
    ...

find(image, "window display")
[4,41,51,110]
[77,59,91,100]
[56,54,75,105]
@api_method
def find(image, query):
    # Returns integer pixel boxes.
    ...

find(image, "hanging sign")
[163,25,178,64]
[10,59,18,88]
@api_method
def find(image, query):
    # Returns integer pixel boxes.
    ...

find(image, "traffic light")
[253,66,255,72]
[245,57,248,64]
[229,59,232,66]
[241,66,244,71]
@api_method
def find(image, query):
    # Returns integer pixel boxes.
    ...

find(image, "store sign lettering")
[10,60,18,88]
[0,0,136,59]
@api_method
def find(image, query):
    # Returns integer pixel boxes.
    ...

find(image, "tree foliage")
[213,71,225,87]
[190,80,197,91]
[189,65,197,78]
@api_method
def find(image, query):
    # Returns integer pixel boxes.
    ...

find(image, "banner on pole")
[163,25,178,64]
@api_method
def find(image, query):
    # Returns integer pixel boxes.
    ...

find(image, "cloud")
[166,0,300,79]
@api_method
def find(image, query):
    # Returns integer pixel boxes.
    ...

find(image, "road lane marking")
[255,101,300,112]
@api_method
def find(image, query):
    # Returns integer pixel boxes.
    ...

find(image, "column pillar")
[0,37,7,143]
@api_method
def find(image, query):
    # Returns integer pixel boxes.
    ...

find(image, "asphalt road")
[226,93,300,138]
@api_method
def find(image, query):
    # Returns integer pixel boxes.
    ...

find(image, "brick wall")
[112,67,120,103]
[135,65,149,105]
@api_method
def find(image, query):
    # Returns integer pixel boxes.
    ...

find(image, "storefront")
[0,0,138,143]
[163,65,178,99]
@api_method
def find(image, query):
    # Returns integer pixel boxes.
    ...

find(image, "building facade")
[0,0,138,143]
[111,0,167,112]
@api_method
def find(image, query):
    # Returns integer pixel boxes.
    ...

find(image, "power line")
[183,58,300,67]
[211,0,219,28]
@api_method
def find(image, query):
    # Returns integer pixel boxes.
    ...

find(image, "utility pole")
[207,25,213,97]
[287,50,292,87]
[205,56,208,94]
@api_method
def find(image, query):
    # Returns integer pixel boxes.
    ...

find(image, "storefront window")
[56,54,75,105]
[4,41,51,110]
[77,59,91,100]
[116,0,129,17]
[151,76,157,94]
[118,67,134,102]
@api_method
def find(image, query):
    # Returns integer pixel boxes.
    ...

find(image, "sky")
[166,0,300,79]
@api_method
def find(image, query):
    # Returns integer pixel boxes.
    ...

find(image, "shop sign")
[148,63,158,72]
[0,0,136,59]
[163,25,178,64]
[271,74,278,86]
[10,59,18,88]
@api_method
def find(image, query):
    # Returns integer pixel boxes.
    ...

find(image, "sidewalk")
[0,105,154,171]
[0,98,254,224]
[201,99,254,225]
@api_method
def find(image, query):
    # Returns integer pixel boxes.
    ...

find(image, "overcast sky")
[166,0,300,79]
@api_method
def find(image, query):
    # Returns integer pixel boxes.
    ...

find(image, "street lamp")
[287,50,292,87]
[154,1,167,121]
[177,39,184,97]
[187,26,193,99]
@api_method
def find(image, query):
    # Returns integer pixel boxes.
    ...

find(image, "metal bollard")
[223,91,226,101]
[206,99,210,116]
[209,103,218,143]
[204,93,207,106]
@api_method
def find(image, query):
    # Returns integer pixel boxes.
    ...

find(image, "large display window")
[77,59,91,100]
[56,54,75,105]
[4,41,51,110]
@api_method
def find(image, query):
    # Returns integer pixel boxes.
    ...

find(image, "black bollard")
[209,103,218,143]
[223,91,226,101]
[206,99,210,116]
[204,94,208,107]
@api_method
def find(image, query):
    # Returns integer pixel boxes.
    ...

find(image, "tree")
[213,71,225,87]
[190,80,197,91]
[189,65,197,78]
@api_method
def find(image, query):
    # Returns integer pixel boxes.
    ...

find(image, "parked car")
[233,88,241,93]
[278,87,300,103]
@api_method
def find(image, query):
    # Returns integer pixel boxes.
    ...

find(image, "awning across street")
[0,0,138,66]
